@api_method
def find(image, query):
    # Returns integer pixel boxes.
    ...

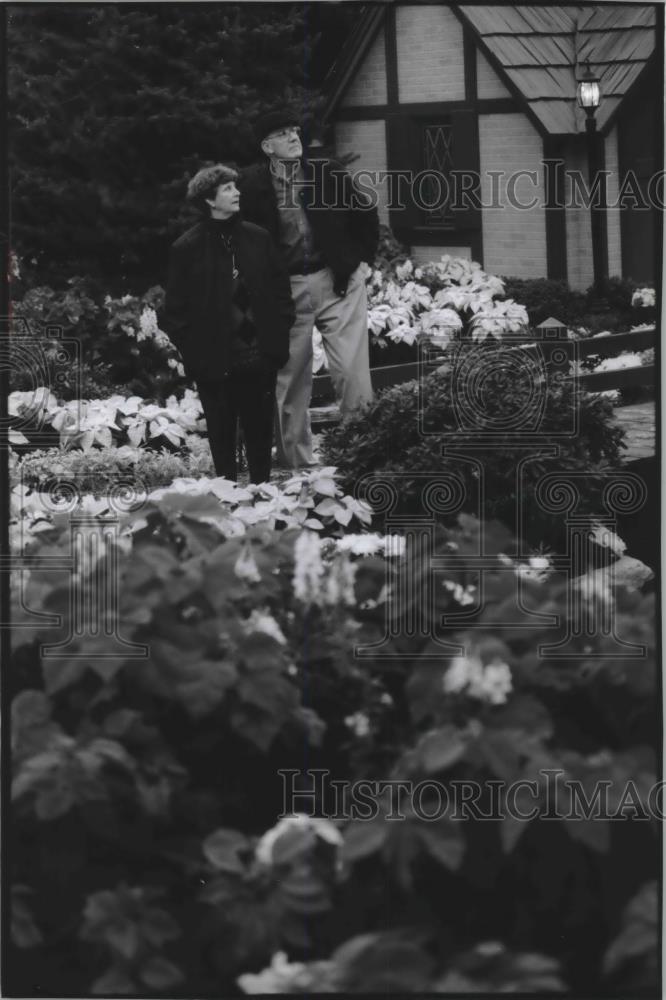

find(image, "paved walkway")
[613,401,656,462]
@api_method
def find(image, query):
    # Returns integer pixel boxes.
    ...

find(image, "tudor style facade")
[324,4,661,289]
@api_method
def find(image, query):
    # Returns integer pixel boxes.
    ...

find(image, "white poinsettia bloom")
[383,534,406,558]
[243,608,286,645]
[443,655,480,694]
[385,322,418,346]
[588,521,626,557]
[398,281,432,309]
[9,387,59,418]
[575,570,613,605]
[335,533,385,556]
[255,814,343,867]
[367,304,394,336]
[419,309,462,341]
[471,660,513,705]
[632,287,655,308]
[311,326,328,372]
[385,303,414,329]
[516,555,553,583]
[322,550,357,607]
[153,329,172,351]
[432,286,473,312]
[234,541,261,584]
[381,280,403,308]
[395,259,413,280]
[293,530,324,604]
[237,952,307,994]
[78,494,111,516]
[443,580,476,606]
[443,654,513,705]
[115,396,143,415]
[469,299,528,340]
[344,711,371,737]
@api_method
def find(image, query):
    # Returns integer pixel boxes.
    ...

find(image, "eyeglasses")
[268,126,301,140]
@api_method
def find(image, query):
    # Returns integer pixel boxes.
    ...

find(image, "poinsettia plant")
[9,388,205,452]
[366,255,529,349]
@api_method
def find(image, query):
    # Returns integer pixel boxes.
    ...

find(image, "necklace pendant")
[232,266,239,279]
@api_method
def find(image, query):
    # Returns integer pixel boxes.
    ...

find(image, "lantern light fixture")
[577,61,601,114]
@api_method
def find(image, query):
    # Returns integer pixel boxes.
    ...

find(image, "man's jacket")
[239,158,379,288]
[162,218,294,385]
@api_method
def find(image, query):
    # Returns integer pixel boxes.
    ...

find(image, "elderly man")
[239,109,379,471]
[163,163,294,484]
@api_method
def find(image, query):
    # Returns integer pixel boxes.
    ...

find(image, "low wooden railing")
[310,323,655,426]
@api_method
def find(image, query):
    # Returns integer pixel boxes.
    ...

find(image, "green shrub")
[17,445,213,495]
[11,280,187,402]
[372,224,410,275]
[322,342,625,551]
[500,276,586,327]
[501,275,656,333]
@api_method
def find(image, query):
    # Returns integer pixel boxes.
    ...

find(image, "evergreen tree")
[8,4,344,291]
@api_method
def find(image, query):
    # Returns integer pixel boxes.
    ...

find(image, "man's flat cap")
[255,109,300,143]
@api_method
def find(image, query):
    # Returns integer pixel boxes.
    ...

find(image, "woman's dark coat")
[163,218,294,385]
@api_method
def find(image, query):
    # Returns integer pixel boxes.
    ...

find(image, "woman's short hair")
[186,163,238,215]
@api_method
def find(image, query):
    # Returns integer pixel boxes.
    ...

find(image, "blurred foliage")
[8,502,658,995]
[8,3,357,291]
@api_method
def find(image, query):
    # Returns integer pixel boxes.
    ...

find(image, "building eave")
[323,5,387,123]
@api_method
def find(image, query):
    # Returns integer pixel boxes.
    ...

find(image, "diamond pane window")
[422,123,454,225]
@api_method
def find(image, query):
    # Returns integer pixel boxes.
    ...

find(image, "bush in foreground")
[9,509,657,995]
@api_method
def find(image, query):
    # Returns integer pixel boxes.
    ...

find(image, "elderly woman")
[163,163,294,483]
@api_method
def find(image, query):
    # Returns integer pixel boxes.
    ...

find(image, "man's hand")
[333,275,350,299]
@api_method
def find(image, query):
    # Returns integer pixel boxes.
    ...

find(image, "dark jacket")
[239,158,379,289]
[162,217,294,385]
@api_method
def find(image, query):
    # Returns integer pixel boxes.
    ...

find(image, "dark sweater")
[239,158,380,287]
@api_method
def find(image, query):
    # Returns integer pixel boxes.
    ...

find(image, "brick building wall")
[605,126,622,278]
[411,245,472,264]
[340,26,387,107]
[396,5,465,103]
[334,120,390,225]
[476,49,511,100]
[478,114,548,278]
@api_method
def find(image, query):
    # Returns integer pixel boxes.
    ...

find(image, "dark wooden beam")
[463,25,477,103]
[385,4,399,109]
[543,137,568,282]
[335,99,521,122]
[334,106,389,121]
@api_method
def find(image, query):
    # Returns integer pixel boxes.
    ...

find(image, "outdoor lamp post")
[577,61,607,290]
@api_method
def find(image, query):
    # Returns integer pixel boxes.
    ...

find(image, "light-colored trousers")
[274,264,373,470]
